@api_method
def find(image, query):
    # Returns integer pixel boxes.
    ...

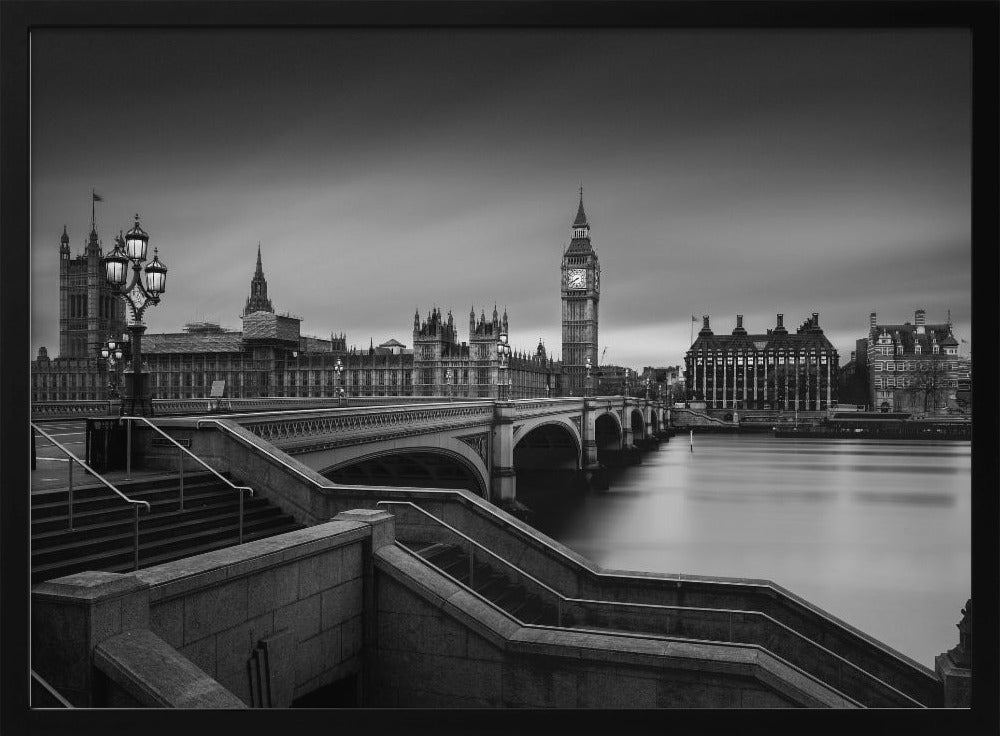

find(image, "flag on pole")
[92,192,104,202]
[692,315,697,322]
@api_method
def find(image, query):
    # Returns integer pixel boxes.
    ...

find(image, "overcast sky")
[30,29,971,369]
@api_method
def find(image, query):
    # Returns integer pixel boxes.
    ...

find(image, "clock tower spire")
[560,187,601,396]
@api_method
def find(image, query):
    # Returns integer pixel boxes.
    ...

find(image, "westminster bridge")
[33,395,670,508]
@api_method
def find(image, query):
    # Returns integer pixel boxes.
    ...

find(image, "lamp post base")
[122,371,154,417]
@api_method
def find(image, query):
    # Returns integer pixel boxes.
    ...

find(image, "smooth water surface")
[542,434,971,668]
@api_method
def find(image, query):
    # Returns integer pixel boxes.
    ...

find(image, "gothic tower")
[243,243,275,316]
[58,200,126,359]
[560,188,601,396]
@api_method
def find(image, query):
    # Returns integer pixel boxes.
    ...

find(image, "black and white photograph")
[4,0,998,726]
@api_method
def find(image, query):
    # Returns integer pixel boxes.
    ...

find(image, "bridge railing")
[377,500,921,708]
[227,402,497,448]
[31,400,115,419]
[30,395,493,420]
[31,422,151,570]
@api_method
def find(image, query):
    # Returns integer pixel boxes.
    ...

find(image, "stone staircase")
[31,472,303,585]
[406,542,560,626]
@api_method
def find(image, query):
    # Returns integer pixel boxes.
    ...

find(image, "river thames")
[537,434,971,669]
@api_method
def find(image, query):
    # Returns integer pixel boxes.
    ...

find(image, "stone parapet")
[935,653,971,707]
[372,544,853,708]
[94,629,245,708]
[32,571,151,707]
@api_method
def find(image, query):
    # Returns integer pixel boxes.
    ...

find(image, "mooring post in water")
[690,429,694,452]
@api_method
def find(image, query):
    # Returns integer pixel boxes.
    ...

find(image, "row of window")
[872,361,960,372]
[874,345,955,356]
[874,377,960,389]
[691,355,830,365]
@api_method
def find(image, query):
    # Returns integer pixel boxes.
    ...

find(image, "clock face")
[567,269,587,289]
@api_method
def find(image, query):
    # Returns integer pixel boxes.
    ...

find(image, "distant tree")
[903,358,948,414]
[674,383,687,403]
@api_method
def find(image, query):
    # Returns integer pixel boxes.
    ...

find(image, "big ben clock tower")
[561,188,601,396]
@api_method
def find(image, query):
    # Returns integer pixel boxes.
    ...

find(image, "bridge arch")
[631,408,646,440]
[320,444,489,498]
[649,410,660,434]
[512,419,582,471]
[594,410,623,452]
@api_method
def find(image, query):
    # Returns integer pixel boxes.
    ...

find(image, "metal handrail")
[30,669,74,708]
[31,422,150,571]
[121,416,253,544]
[379,499,923,708]
[376,500,566,621]
[194,414,931,683]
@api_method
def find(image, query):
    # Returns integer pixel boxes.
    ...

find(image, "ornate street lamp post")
[497,330,512,401]
[99,332,131,402]
[585,355,593,398]
[645,376,651,401]
[445,368,453,401]
[102,215,167,417]
[334,357,344,404]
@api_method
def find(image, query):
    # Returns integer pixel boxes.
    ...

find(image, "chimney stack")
[812,312,819,326]
[737,314,744,329]
[703,315,710,330]
[776,314,784,329]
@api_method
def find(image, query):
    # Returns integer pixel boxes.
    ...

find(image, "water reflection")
[537,435,971,668]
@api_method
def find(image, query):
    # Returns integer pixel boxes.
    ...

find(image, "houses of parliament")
[31,193,605,403]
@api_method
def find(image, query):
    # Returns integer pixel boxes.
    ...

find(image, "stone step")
[31,503,284,563]
[31,479,229,518]
[31,494,274,543]
[32,513,302,585]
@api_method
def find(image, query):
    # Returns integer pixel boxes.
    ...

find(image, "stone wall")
[136,519,368,705]
[32,517,375,708]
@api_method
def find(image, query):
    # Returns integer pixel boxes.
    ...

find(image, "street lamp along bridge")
[102,215,168,417]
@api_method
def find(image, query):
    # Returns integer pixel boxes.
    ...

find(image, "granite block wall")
[138,520,368,705]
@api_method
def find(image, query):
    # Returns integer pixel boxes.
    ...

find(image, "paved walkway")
[30,419,185,494]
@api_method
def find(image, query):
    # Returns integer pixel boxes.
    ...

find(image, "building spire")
[573,185,588,228]
[243,242,274,316]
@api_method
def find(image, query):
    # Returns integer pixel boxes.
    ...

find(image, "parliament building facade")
[33,195,613,403]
